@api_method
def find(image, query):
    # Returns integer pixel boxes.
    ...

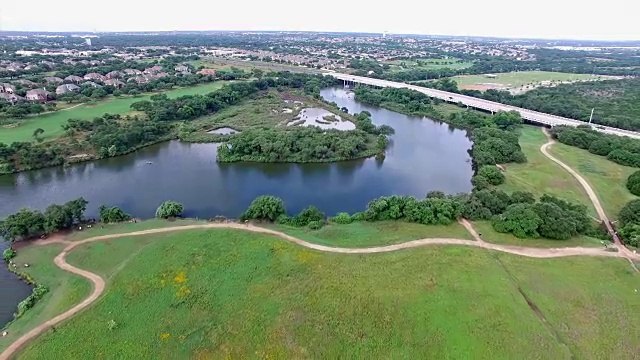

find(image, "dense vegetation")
[155,201,184,219]
[550,125,640,168]
[618,200,640,247]
[217,112,393,163]
[627,171,640,196]
[0,198,87,242]
[99,205,132,224]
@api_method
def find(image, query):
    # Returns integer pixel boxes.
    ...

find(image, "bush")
[16,284,49,318]
[331,212,353,224]
[241,195,286,222]
[471,175,490,190]
[99,205,131,223]
[477,165,505,186]
[307,220,324,230]
[619,199,640,227]
[626,171,640,196]
[292,206,325,227]
[3,248,16,262]
[619,224,640,248]
[492,203,542,238]
[275,214,292,225]
[155,201,184,219]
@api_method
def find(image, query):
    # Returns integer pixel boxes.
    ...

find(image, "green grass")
[451,71,601,90]
[498,125,596,217]
[0,82,229,144]
[0,244,91,353]
[17,228,639,358]
[273,221,473,247]
[65,218,208,242]
[548,141,638,220]
[17,230,559,358]
[384,58,473,72]
[472,221,604,248]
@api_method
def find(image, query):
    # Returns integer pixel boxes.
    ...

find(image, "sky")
[1,0,639,41]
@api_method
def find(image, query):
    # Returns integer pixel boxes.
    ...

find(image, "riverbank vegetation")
[14,228,640,358]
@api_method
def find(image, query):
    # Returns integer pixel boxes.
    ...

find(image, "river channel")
[0,87,473,326]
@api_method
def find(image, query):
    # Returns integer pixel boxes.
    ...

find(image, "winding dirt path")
[540,128,635,259]
[2,222,638,359]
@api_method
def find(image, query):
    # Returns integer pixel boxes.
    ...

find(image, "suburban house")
[26,89,50,102]
[44,76,64,85]
[15,79,37,88]
[64,75,84,84]
[104,79,125,88]
[174,64,190,73]
[0,92,24,105]
[144,65,163,74]
[56,83,81,95]
[123,68,143,76]
[81,81,102,88]
[105,71,122,79]
[0,83,16,94]
[127,76,149,84]
[40,61,56,68]
[197,69,217,76]
[84,73,106,81]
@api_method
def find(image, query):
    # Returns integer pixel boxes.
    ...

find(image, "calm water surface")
[0,87,473,325]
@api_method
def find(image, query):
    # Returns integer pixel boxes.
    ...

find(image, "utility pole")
[588,108,595,124]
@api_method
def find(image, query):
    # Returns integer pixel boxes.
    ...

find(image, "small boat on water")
[146,161,153,165]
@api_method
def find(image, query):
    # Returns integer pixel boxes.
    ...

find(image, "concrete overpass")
[326,73,640,139]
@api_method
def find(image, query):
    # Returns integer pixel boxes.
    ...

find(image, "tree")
[3,248,16,262]
[43,204,73,233]
[492,203,542,238]
[619,223,640,248]
[0,208,46,242]
[476,165,505,185]
[292,206,325,227]
[64,197,88,223]
[619,199,640,227]
[492,111,522,131]
[241,195,286,222]
[626,171,640,196]
[99,205,131,223]
[510,191,535,204]
[32,128,45,143]
[155,201,184,219]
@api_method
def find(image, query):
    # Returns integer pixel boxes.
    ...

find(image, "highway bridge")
[326,73,640,139]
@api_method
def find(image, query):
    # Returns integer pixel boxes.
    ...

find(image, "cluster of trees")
[0,141,66,174]
[99,205,131,223]
[627,171,640,196]
[473,165,506,190]
[65,114,174,158]
[618,200,640,248]
[550,126,640,168]
[131,73,339,122]
[240,196,326,229]
[471,127,527,167]
[155,201,184,219]
[0,198,87,242]
[217,112,392,163]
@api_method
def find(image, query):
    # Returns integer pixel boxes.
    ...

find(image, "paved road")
[2,222,637,359]
[327,73,640,139]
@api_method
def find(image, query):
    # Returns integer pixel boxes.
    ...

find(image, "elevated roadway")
[326,73,640,139]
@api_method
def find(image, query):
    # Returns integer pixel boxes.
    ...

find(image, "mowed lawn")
[0,244,91,353]
[17,228,640,359]
[384,58,473,72]
[498,125,596,217]
[0,81,229,144]
[452,71,600,89]
[547,141,638,220]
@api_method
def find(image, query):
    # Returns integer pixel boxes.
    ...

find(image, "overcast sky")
[2,0,639,40]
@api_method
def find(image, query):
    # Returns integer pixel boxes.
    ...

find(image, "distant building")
[104,79,125,88]
[105,71,122,79]
[56,83,80,95]
[14,79,37,88]
[197,69,216,76]
[0,92,24,105]
[44,76,64,85]
[81,81,102,88]
[123,68,143,76]
[84,73,106,81]
[174,64,190,73]
[144,65,163,74]
[26,89,50,102]
[64,75,84,84]
[0,83,16,94]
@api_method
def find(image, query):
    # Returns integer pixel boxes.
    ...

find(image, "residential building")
[0,83,16,94]
[44,76,64,85]
[174,65,190,73]
[64,75,84,84]
[81,81,102,88]
[0,93,24,105]
[197,69,217,76]
[56,83,81,95]
[144,65,163,74]
[26,89,50,102]
[123,68,143,76]
[104,79,125,88]
[105,71,122,79]
[15,79,37,88]
[84,73,106,81]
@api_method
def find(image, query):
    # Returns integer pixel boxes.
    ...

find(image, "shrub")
[307,220,324,230]
[3,248,16,262]
[292,206,325,227]
[477,165,505,186]
[275,214,292,225]
[492,203,542,238]
[241,195,286,222]
[108,319,118,331]
[626,171,640,196]
[331,212,353,224]
[619,199,640,227]
[155,201,184,219]
[471,175,490,190]
[99,205,131,223]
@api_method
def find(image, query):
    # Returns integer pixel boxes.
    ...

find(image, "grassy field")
[0,81,229,144]
[384,58,473,72]
[65,218,208,242]
[0,244,91,353]
[14,228,639,359]
[498,125,596,217]
[547,141,638,220]
[451,71,601,91]
[472,221,604,248]
[274,221,473,247]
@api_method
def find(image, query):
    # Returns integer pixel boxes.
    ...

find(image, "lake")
[0,87,473,326]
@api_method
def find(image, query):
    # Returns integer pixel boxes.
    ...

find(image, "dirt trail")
[2,222,638,359]
[540,128,635,259]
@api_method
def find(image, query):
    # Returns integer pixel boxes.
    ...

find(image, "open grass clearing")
[0,81,230,144]
[472,221,604,248]
[498,125,596,217]
[273,221,473,247]
[547,141,638,220]
[17,229,560,358]
[384,58,473,72]
[0,244,91,353]
[451,71,603,92]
